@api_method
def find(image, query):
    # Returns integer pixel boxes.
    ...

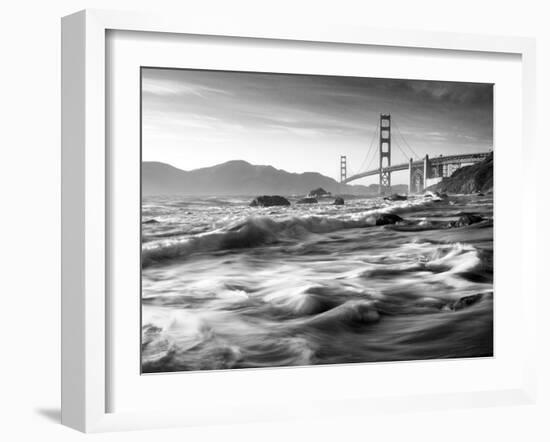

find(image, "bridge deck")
[342,152,490,184]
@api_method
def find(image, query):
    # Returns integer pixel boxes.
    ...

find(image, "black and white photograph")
[2,0,547,438]
[140,68,494,374]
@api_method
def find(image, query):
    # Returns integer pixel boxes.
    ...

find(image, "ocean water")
[141,193,493,373]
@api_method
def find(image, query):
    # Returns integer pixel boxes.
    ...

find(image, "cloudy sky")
[142,68,493,185]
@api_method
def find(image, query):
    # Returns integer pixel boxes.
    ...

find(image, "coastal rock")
[449,293,485,311]
[333,197,345,205]
[249,195,291,207]
[307,187,331,198]
[451,213,484,227]
[424,191,447,199]
[384,193,408,201]
[143,218,160,224]
[142,324,162,347]
[366,213,403,226]
[425,152,493,194]
[297,197,318,204]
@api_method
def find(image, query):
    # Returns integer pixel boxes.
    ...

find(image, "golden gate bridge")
[340,114,491,195]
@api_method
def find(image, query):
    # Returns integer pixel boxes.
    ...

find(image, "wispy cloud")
[143,77,232,98]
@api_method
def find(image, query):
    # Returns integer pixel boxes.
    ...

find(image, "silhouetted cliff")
[426,153,493,194]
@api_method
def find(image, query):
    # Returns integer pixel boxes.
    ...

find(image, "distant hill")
[142,160,407,197]
[426,153,493,194]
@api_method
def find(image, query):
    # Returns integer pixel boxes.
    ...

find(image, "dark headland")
[426,152,493,194]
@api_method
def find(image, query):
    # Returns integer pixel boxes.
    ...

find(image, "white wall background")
[0,1,547,441]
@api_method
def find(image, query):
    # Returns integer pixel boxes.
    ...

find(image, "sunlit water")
[141,193,493,373]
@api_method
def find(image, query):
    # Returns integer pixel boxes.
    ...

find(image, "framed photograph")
[61,9,537,432]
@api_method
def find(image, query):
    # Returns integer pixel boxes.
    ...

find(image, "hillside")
[142,160,407,196]
[426,153,493,194]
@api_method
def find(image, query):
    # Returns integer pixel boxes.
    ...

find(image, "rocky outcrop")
[365,213,403,226]
[424,191,448,199]
[333,197,345,205]
[384,194,408,201]
[426,152,493,194]
[307,187,331,198]
[450,213,484,227]
[249,195,291,207]
[448,293,485,311]
[296,197,318,204]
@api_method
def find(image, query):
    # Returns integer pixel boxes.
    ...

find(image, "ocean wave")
[141,193,494,372]
[142,216,281,267]
[141,308,315,372]
[424,242,492,284]
[303,300,381,330]
[142,199,435,267]
[264,284,346,316]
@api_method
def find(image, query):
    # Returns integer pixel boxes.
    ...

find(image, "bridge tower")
[423,154,430,191]
[379,114,391,195]
[340,155,347,183]
[408,158,413,194]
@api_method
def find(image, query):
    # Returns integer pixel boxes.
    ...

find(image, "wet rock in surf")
[424,191,448,200]
[384,193,408,201]
[143,324,162,335]
[366,213,403,226]
[333,197,345,205]
[296,197,318,204]
[249,195,290,207]
[447,293,485,311]
[143,218,159,224]
[142,324,162,347]
[451,213,484,227]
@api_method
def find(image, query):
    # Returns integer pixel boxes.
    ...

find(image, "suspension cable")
[356,119,379,173]
[359,121,380,172]
[393,119,420,160]
[392,136,412,164]
[346,116,422,178]
[364,138,379,172]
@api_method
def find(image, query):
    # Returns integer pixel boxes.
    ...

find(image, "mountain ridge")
[142,160,408,196]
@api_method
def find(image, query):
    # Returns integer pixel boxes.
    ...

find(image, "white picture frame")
[61,9,537,433]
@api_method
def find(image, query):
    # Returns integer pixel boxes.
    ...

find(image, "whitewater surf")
[141,193,493,373]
